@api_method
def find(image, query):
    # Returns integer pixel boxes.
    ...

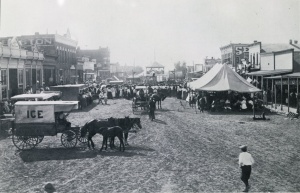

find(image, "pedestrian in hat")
[238,145,255,192]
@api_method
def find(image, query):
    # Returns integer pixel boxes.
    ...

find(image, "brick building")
[0,30,78,86]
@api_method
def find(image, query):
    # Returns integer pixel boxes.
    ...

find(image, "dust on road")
[0,98,300,192]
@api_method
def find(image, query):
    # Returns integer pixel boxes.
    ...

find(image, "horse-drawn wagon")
[11,101,86,150]
[132,86,149,114]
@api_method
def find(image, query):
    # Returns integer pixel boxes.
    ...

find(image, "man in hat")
[238,145,255,192]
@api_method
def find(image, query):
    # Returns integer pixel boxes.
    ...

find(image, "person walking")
[103,91,108,105]
[238,145,255,192]
[149,97,156,121]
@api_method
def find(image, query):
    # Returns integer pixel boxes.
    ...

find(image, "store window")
[1,70,7,86]
[236,57,240,64]
[26,68,31,86]
[18,69,24,85]
[1,70,7,99]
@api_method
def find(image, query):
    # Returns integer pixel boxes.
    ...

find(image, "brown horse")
[97,126,125,151]
[80,119,114,149]
[108,116,142,146]
[151,93,167,109]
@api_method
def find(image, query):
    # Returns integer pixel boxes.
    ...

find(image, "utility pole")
[174,69,176,82]
[132,70,135,84]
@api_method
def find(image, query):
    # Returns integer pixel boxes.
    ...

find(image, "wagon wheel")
[37,136,44,144]
[77,131,88,144]
[61,130,77,148]
[12,134,39,150]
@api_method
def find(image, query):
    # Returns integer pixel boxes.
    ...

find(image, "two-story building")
[0,39,44,99]
[203,57,222,72]
[76,47,110,82]
[0,31,78,86]
[220,43,250,71]
[246,40,300,111]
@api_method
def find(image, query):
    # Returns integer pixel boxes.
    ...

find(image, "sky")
[1,0,300,71]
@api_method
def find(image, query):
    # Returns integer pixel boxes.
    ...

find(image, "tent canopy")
[189,64,261,93]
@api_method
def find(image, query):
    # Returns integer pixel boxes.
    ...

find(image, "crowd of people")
[187,90,264,112]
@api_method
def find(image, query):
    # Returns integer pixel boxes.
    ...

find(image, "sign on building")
[83,61,95,70]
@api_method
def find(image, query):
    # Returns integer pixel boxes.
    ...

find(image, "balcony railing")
[11,48,21,58]
[26,51,34,59]
[1,47,11,57]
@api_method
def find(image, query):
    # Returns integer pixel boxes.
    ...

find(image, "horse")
[151,92,167,109]
[97,126,125,151]
[80,119,115,149]
[108,116,142,146]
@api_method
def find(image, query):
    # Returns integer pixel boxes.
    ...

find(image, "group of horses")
[80,116,142,152]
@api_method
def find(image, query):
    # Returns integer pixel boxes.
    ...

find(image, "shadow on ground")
[125,145,156,152]
[98,150,147,157]
[19,147,97,162]
[152,119,167,125]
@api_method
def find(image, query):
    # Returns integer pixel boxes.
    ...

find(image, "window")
[37,69,41,84]
[18,69,24,85]
[26,69,31,86]
[1,70,7,85]
[236,57,240,64]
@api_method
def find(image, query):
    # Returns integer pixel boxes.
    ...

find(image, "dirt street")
[0,98,300,192]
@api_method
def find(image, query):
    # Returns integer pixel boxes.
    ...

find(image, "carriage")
[11,101,86,150]
[132,98,149,114]
[132,86,150,114]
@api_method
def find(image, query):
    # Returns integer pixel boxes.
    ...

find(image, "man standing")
[149,97,156,121]
[238,145,255,192]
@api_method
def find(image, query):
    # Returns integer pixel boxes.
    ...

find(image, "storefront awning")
[264,75,283,79]
[282,72,300,78]
[246,69,292,76]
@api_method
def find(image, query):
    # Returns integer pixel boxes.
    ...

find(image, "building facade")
[220,43,250,70]
[76,47,110,82]
[0,42,44,100]
[203,57,222,72]
[0,31,78,86]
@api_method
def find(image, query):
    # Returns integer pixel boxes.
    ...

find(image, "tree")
[174,61,187,79]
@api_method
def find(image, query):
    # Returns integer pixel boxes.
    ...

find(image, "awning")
[282,72,300,78]
[264,75,283,79]
[246,69,292,76]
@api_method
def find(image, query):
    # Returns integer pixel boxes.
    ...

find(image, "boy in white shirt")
[238,145,255,192]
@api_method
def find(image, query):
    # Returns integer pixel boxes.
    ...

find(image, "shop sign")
[235,47,249,55]
[20,38,54,46]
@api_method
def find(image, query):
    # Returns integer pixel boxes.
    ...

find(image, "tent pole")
[297,78,299,114]
[275,83,277,109]
[266,79,269,106]
[288,77,290,112]
[253,95,255,119]
[271,79,274,108]
[281,77,283,111]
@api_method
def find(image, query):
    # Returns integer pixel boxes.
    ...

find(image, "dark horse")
[98,126,125,151]
[80,119,125,151]
[108,116,142,146]
[151,92,167,109]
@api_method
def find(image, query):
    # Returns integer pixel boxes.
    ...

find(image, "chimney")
[35,32,39,35]
[290,39,293,44]
[294,40,298,44]
[254,40,257,43]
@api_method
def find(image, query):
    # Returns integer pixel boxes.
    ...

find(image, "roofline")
[220,43,250,50]
[248,42,262,47]
[261,48,294,55]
